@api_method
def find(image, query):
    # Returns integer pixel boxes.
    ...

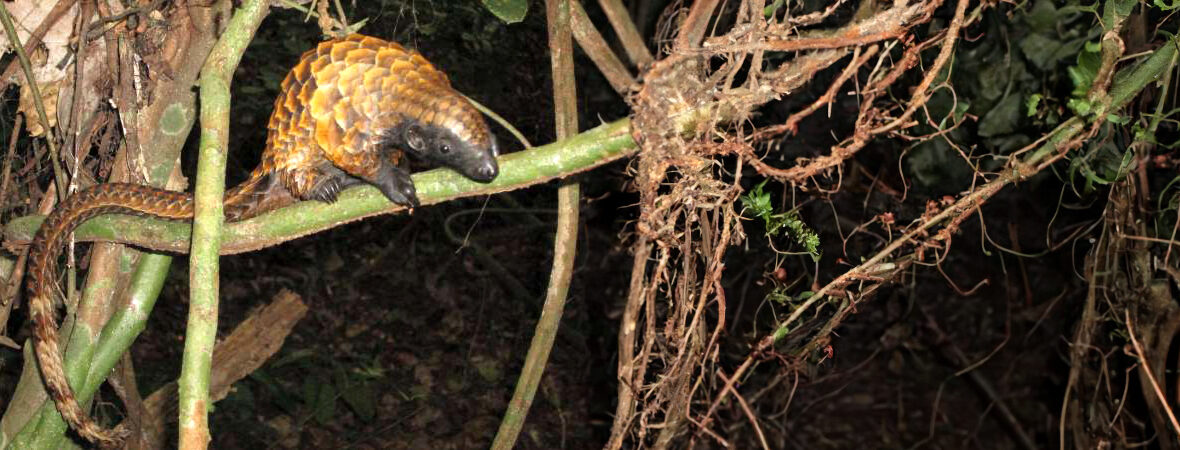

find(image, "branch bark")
[493,0,579,444]
[180,1,269,447]
[6,119,636,256]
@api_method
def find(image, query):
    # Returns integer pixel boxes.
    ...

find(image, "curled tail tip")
[57,389,130,448]
[89,423,131,449]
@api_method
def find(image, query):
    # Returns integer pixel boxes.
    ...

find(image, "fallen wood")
[123,289,308,449]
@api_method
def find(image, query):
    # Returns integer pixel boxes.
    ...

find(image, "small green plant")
[1066,41,1103,116]
[741,180,822,261]
[767,286,816,306]
[1067,131,1135,194]
[248,350,383,427]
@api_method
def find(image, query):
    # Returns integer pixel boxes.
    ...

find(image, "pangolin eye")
[440,143,452,154]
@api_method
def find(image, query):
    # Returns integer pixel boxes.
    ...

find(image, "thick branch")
[6,119,636,255]
[570,0,634,93]
[493,1,580,447]
[180,0,269,448]
[596,0,653,67]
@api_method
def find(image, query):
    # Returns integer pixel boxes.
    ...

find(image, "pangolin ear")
[404,123,427,152]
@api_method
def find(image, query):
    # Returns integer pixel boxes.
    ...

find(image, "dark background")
[0,1,1176,448]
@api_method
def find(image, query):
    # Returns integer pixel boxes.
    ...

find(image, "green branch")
[5,119,635,255]
[493,0,579,447]
[182,0,269,448]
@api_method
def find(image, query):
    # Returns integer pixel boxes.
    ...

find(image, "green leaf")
[767,287,791,304]
[1069,140,1133,193]
[952,99,972,123]
[740,180,774,219]
[1106,113,1129,124]
[740,180,822,261]
[1071,1,1101,14]
[1133,123,1157,144]
[773,324,790,342]
[480,0,528,24]
[1025,0,1061,31]
[341,382,377,423]
[782,214,822,261]
[764,0,786,16]
[1079,164,1107,188]
[978,94,1023,137]
[1026,94,1043,116]
[271,348,317,368]
[1068,41,1103,98]
[251,370,301,416]
[470,355,503,383]
[1156,0,1180,10]
[924,89,969,127]
[1092,144,1134,182]
[977,59,1009,100]
[1020,33,1065,70]
[1104,0,1137,27]
[1051,38,1092,69]
[302,377,338,425]
[222,383,256,417]
[1068,97,1093,116]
